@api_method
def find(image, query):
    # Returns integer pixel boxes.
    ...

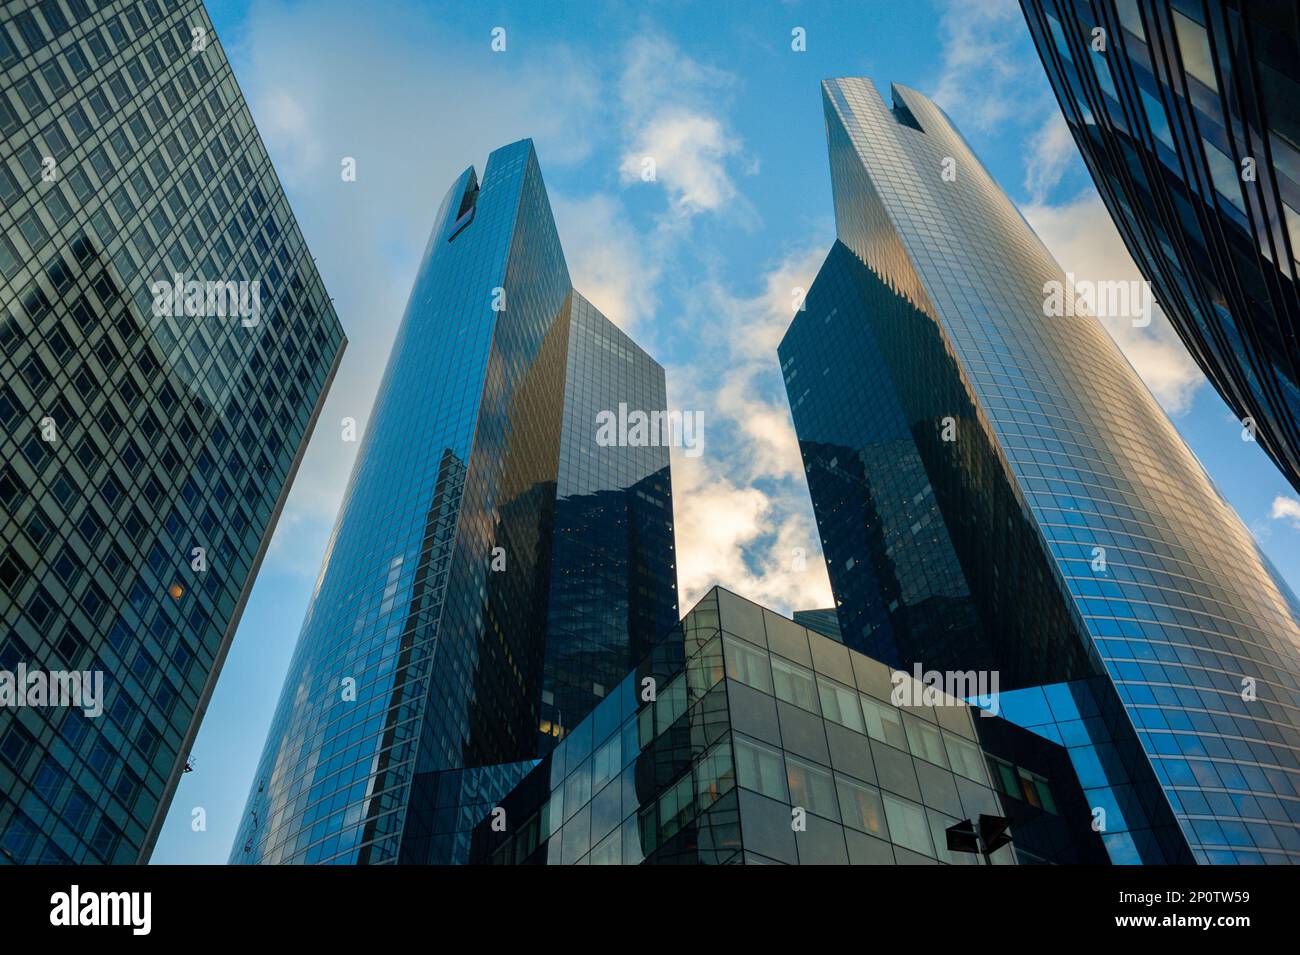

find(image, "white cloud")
[1272,496,1300,530]
[1024,110,1076,203]
[224,7,822,619]
[672,454,832,613]
[931,0,1035,134]
[932,2,1204,417]
[551,192,661,337]
[667,243,834,613]
[616,33,751,221]
[218,0,603,535]
[620,110,740,216]
[1023,190,1205,414]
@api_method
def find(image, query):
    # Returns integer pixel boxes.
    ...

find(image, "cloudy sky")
[153,0,1300,863]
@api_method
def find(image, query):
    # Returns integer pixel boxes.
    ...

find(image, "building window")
[724,636,773,694]
[1172,11,1218,91]
[1018,768,1058,814]
[903,713,949,768]
[734,735,788,802]
[1140,89,1174,150]
[771,656,818,713]
[944,732,988,784]
[861,694,909,749]
[695,740,735,809]
[1201,138,1245,212]
[835,773,887,836]
[817,676,865,733]
[786,755,838,821]
[882,792,934,858]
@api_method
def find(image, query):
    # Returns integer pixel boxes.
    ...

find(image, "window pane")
[592,733,621,792]
[696,740,735,809]
[882,793,934,857]
[861,695,908,749]
[903,713,949,768]
[818,676,865,733]
[1140,89,1174,150]
[991,758,1018,796]
[786,755,839,820]
[590,830,620,865]
[654,674,687,732]
[734,735,787,801]
[1203,137,1245,211]
[772,657,818,712]
[1172,10,1218,90]
[1034,777,1057,815]
[1115,0,1145,39]
[835,773,886,836]
[687,635,725,698]
[724,636,773,694]
[944,731,988,784]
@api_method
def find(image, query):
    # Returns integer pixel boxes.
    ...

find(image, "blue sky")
[152,0,1300,863]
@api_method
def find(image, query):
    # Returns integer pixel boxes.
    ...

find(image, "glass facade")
[0,0,346,864]
[232,139,676,865]
[792,607,842,643]
[471,587,1107,865]
[540,291,678,753]
[1021,0,1300,493]
[780,77,1300,863]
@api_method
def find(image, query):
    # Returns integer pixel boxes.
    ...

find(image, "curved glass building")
[232,140,676,865]
[1021,0,1300,493]
[780,77,1300,863]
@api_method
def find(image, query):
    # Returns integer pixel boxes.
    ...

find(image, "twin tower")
[235,81,1300,866]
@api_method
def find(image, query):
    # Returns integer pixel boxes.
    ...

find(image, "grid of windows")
[1023,0,1300,495]
[472,587,1105,864]
[0,0,345,864]
[231,140,677,866]
[542,291,677,752]
[782,76,1300,864]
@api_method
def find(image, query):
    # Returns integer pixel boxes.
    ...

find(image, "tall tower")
[1021,0,1300,494]
[232,140,677,865]
[0,0,345,863]
[780,77,1300,863]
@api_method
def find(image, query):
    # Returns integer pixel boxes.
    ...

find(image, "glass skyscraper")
[780,77,1300,863]
[0,0,345,864]
[792,607,843,643]
[232,139,677,865]
[1021,1,1300,494]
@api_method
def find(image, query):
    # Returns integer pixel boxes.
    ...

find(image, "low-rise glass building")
[471,588,1109,865]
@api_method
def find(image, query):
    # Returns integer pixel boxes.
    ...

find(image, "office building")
[0,0,345,863]
[471,587,1109,865]
[1021,0,1300,492]
[232,139,677,865]
[779,77,1300,863]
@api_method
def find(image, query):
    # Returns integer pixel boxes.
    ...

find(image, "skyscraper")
[780,77,1300,863]
[232,139,677,865]
[0,0,345,864]
[792,607,843,643]
[1020,1,1300,493]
